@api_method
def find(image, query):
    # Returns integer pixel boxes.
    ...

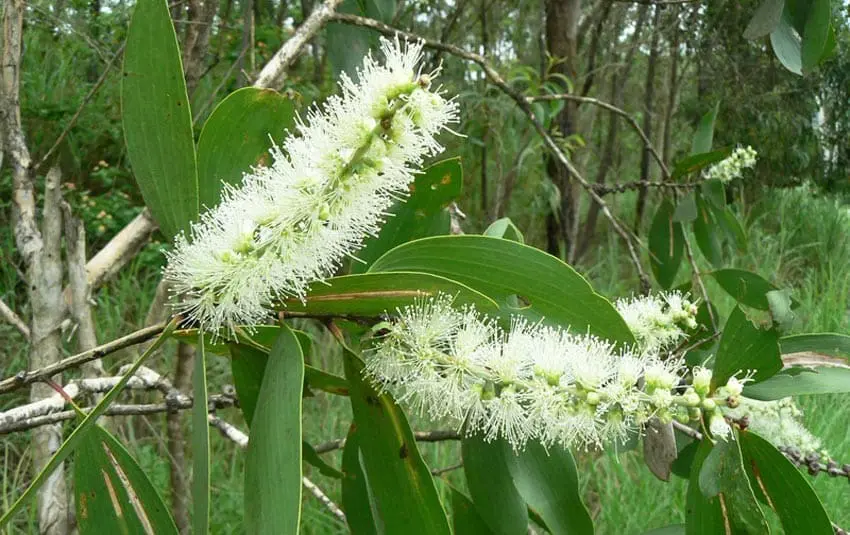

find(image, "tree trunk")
[182,0,219,95]
[544,0,582,260]
[662,8,682,166]
[479,0,490,220]
[634,5,662,232]
[575,4,648,260]
[168,342,196,535]
[2,3,70,532]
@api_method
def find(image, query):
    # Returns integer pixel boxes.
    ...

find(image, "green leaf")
[451,487,495,535]
[743,366,850,399]
[711,205,748,253]
[0,319,178,529]
[771,9,803,75]
[744,0,786,39]
[693,195,723,268]
[341,425,380,535]
[74,426,179,534]
[766,289,796,332]
[701,179,726,209]
[230,340,348,426]
[801,0,831,73]
[461,437,528,535]
[229,343,267,427]
[739,432,833,534]
[353,158,463,273]
[196,87,296,210]
[280,271,499,318]
[245,326,304,534]
[697,436,768,533]
[191,338,210,534]
[369,236,635,348]
[671,149,731,181]
[327,0,396,76]
[644,526,685,535]
[505,442,593,535]
[484,218,526,243]
[122,0,197,238]
[303,441,343,479]
[685,441,724,535]
[712,306,782,386]
[343,350,451,534]
[779,332,850,358]
[710,269,797,311]
[672,193,698,223]
[690,102,719,155]
[649,199,684,290]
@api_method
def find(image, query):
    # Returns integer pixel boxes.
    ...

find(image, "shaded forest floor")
[1,185,849,533]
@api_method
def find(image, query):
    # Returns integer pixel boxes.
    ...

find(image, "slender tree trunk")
[662,8,681,166]
[634,5,662,232]
[237,0,255,86]
[479,0,489,220]
[168,342,196,535]
[182,0,219,95]
[544,0,582,260]
[3,3,70,532]
[575,4,648,260]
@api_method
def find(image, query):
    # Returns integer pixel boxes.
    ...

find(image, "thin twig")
[593,180,699,195]
[328,12,651,291]
[0,298,29,339]
[34,42,126,172]
[0,321,169,395]
[528,93,670,179]
[253,0,345,89]
[682,233,717,331]
[313,429,461,454]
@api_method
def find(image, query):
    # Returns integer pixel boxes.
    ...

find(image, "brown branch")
[328,12,651,291]
[313,429,461,454]
[0,298,30,339]
[253,0,345,89]
[0,321,169,395]
[593,179,698,195]
[528,93,670,180]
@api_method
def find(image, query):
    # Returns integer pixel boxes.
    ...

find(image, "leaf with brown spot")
[73,425,178,534]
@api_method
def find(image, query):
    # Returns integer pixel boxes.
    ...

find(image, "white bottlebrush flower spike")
[365,294,689,451]
[164,38,458,334]
[702,146,758,184]
[365,296,828,455]
[615,291,698,354]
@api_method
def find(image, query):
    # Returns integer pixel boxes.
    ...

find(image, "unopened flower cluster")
[366,294,731,451]
[164,38,458,334]
[723,396,827,459]
[703,146,757,184]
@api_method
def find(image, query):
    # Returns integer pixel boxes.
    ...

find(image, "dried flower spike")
[164,38,458,335]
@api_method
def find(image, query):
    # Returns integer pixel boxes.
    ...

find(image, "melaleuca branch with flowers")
[2,3,849,534]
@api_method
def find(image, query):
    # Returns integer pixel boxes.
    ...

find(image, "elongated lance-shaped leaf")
[122,0,198,238]
[0,319,179,528]
[461,437,528,535]
[343,348,451,534]
[341,425,380,535]
[245,325,304,534]
[191,337,210,534]
[74,425,179,534]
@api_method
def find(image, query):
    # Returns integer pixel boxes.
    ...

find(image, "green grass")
[1,185,848,533]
